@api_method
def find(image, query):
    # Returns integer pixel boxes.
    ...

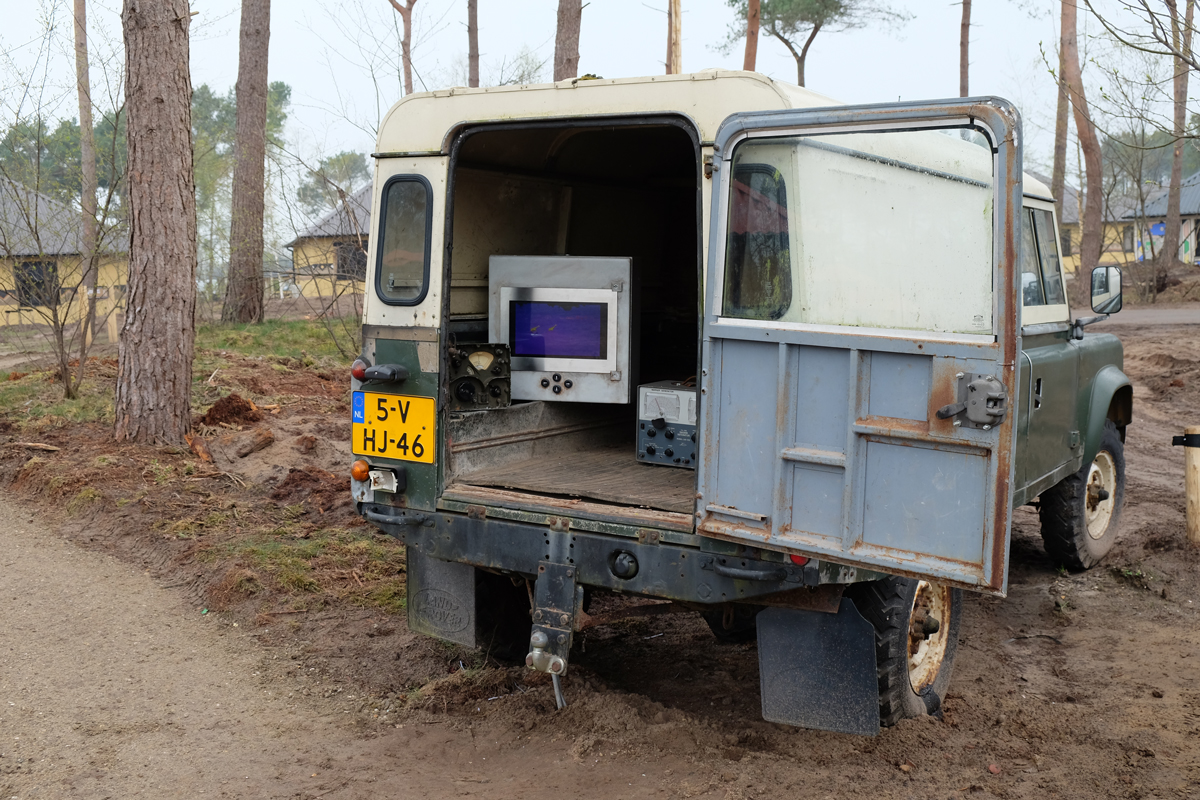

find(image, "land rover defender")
[347,72,1131,735]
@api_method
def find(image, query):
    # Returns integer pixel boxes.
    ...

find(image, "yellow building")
[282,185,370,300]
[0,181,126,335]
[1053,177,1200,274]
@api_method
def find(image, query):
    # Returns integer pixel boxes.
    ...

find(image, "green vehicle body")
[1012,328,1131,509]
[346,77,1134,735]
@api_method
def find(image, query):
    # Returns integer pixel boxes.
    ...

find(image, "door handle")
[936,374,1009,429]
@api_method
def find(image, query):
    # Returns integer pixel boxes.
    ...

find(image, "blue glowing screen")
[510,301,608,359]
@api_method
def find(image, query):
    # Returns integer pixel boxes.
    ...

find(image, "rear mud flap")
[757,599,880,736]
[406,548,477,648]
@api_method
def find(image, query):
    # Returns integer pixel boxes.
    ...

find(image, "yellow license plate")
[351,391,435,463]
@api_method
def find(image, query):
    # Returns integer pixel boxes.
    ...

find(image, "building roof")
[1026,171,1141,226]
[287,183,372,246]
[1136,169,1200,218]
[0,181,82,257]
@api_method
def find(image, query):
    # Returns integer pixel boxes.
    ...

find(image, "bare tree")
[116,0,197,444]
[744,0,761,70]
[666,0,682,74]
[74,0,99,363]
[468,0,479,88]
[1051,31,1071,225]
[1161,0,1195,268]
[1084,0,1200,72]
[222,0,271,324]
[554,0,582,81]
[1063,0,1105,279]
[386,0,419,95]
[960,0,971,96]
[722,0,909,87]
[0,6,127,400]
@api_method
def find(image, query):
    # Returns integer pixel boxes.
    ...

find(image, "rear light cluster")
[789,554,809,566]
[351,357,370,381]
[351,460,370,482]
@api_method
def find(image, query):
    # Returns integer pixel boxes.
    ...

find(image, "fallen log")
[184,432,213,463]
[235,427,274,458]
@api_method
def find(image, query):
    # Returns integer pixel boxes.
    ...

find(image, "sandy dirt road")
[0,499,688,799]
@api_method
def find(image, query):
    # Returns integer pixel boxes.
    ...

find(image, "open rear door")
[698,99,1022,594]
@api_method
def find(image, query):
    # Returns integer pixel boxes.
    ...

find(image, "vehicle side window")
[376,176,432,305]
[1032,208,1066,304]
[1020,212,1045,307]
[1092,266,1109,295]
[723,163,792,320]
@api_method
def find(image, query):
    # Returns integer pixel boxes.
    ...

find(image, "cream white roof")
[375,69,1052,202]
[374,70,838,154]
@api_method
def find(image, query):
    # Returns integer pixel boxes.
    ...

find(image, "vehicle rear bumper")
[359,502,821,604]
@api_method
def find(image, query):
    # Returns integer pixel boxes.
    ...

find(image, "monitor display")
[509,301,608,360]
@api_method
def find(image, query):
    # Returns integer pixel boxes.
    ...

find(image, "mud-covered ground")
[2,319,1198,800]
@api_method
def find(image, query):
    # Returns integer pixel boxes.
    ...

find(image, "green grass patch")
[0,370,114,426]
[66,486,102,515]
[195,317,354,361]
[215,526,407,609]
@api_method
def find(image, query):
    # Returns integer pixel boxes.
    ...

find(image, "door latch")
[936,373,1009,430]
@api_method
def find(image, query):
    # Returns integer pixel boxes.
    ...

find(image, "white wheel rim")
[908,581,951,693]
[1085,451,1117,540]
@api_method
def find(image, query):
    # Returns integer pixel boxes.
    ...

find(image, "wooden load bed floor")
[452,441,696,514]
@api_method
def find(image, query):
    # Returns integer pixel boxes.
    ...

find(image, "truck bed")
[451,441,696,514]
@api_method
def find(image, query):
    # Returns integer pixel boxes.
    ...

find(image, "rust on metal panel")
[986,98,1021,594]
[698,517,988,591]
[745,584,844,613]
[927,357,966,437]
[442,484,694,532]
[856,415,930,437]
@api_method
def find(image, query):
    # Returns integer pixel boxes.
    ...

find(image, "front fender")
[1082,364,1132,465]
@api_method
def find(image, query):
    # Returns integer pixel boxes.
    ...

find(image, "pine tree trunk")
[1061,0,1103,278]
[117,0,197,444]
[385,0,416,95]
[1051,32,1070,236]
[73,0,98,397]
[468,0,479,88]
[743,0,760,71]
[959,0,971,96]
[1163,0,1194,272]
[554,0,582,81]
[222,0,270,324]
[666,0,681,74]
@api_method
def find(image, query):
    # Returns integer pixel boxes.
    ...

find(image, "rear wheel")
[848,576,962,727]
[701,603,759,644]
[1039,419,1125,571]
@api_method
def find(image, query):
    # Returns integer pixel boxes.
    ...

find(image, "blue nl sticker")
[352,391,365,423]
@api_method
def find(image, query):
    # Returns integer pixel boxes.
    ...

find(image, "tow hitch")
[524,561,581,709]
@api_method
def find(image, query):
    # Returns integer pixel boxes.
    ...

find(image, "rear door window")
[376,176,433,305]
[723,162,793,320]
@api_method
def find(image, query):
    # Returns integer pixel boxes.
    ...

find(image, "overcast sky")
[8,0,1080,171]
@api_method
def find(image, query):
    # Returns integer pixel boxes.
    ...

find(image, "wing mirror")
[1072,266,1122,340]
[1090,265,1123,315]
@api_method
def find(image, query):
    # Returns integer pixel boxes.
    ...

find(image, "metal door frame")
[697,98,1022,594]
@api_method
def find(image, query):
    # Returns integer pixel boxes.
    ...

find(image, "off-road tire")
[847,576,962,727]
[1039,419,1125,571]
[701,603,759,644]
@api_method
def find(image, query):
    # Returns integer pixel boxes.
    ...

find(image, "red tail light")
[789,554,809,566]
[351,358,370,381]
